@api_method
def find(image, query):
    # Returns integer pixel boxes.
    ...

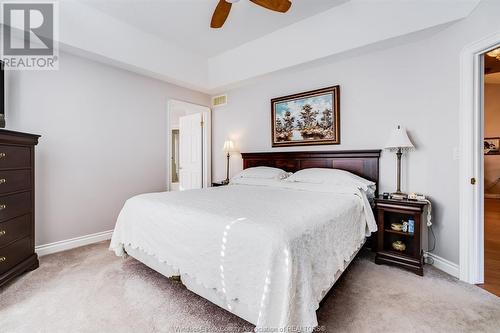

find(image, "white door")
[179,113,203,191]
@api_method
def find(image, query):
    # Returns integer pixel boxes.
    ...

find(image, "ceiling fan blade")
[250,0,292,13]
[211,0,232,28]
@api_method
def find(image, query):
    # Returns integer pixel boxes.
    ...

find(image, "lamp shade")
[223,139,235,153]
[385,125,414,150]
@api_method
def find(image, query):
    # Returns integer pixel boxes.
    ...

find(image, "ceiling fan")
[211,0,292,29]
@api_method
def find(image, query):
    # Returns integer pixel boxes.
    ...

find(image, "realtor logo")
[1,2,59,70]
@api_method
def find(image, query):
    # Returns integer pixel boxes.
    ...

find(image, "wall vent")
[212,94,227,107]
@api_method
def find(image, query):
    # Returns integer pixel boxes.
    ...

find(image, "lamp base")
[391,192,408,200]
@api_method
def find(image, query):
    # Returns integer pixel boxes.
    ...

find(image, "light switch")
[453,147,460,161]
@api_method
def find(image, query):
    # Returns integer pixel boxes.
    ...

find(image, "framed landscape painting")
[484,137,500,155]
[271,85,340,147]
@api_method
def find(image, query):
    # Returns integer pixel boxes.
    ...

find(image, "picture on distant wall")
[271,86,340,147]
[484,137,500,155]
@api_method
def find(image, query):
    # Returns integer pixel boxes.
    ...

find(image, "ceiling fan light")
[486,48,500,58]
[211,0,291,28]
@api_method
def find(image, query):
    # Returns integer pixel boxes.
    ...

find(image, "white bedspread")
[110,181,376,331]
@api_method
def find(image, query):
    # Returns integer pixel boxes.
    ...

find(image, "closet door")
[179,113,203,191]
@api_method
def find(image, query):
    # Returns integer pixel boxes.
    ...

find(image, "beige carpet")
[1,241,499,333]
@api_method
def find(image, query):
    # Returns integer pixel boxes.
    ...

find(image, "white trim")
[459,30,500,284]
[167,100,212,191]
[203,109,212,188]
[35,230,114,257]
[426,252,460,278]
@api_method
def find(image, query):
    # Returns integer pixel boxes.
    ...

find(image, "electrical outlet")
[453,147,460,161]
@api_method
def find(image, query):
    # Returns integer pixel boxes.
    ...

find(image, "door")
[179,113,203,191]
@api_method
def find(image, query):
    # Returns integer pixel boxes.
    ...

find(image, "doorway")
[459,31,500,285]
[482,47,500,296]
[167,100,211,191]
[171,129,180,191]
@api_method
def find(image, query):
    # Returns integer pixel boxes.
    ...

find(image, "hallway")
[481,198,500,296]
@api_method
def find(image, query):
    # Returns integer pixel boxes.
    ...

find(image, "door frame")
[167,99,211,191]
[459,30,500,284]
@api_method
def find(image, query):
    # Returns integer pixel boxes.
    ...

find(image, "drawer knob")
[0,153,5,159]
[0,204,6,210]
[0,257,6,263]
[0,179,6,184]
[0,230,5,236]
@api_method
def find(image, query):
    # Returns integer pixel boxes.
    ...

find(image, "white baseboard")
[36,229,114,257]
[425,252,459,278]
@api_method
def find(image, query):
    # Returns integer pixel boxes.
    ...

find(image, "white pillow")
[232,166,290,180]
[286,168,375,191]
[230,177,285,187]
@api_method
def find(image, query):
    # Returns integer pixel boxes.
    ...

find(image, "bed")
[110,150,380,331]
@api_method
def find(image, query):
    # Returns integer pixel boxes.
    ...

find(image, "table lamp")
[385,125,414,199]
[223,139,235,184]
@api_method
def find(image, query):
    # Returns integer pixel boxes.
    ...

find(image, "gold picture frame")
[271,86,340,147]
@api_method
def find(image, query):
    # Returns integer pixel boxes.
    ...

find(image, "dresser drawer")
[0,215,30,248]
[0,237,32,275]
[0,145,31,170]
[0,169,31,195]
[0,192,31,222]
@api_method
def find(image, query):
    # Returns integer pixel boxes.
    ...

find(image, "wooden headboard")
[241,150,381,194]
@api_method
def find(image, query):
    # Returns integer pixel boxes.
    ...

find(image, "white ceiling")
[79,0,346,57]
[3,0,481,92]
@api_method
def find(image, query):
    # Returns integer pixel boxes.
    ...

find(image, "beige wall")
[484,83,500,195]
[211,0,500,265]
[5,52,210,246]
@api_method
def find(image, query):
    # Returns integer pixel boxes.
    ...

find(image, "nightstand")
[211,181,228,187]
[374,197,429,276]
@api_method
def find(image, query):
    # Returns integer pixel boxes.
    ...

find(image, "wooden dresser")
[0,129,40,287]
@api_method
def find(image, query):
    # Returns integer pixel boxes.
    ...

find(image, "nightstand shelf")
[376,250,423,272]
[383,229,415,237]
[374,197,429,276]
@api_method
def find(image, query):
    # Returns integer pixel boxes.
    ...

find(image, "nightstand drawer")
[0,215,31,248]
[0,237,32,275]
[0,145,31,170]
[0,192,32,222]
[0,169,31,195]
